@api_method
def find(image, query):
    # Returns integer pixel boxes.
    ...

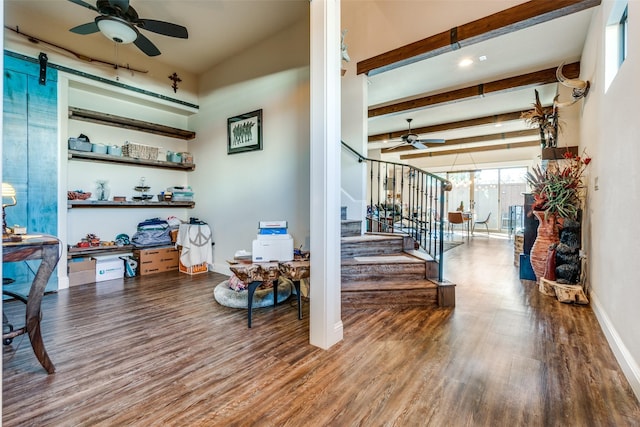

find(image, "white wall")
[189,19,310,275]
[580,1,640,397]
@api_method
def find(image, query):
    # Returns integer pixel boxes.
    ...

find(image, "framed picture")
[227,109,263,155]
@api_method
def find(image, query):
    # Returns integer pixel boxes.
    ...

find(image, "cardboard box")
[68,257,96,286]
[133,246,179,276]
[93,255,127,282]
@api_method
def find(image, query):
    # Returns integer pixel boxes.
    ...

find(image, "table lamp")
[2,182,17,238]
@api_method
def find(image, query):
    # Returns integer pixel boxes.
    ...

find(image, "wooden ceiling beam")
[357,0,601,76]
[369,110,527,142]
[381,129,539,154]
[369,62,580,118]
[399,140,540,160]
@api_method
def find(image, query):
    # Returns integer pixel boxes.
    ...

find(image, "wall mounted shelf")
[68,245,135,258]
[68,150,195,171]
[68,200,195,209]
[68,107,196,140]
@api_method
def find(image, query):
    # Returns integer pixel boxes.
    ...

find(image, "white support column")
[309,0,343,349]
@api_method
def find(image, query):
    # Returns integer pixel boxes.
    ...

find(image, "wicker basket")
[123,142,159,160]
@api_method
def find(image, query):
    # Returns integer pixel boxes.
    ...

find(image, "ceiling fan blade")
[67,0,99,12]
[137,19,188,38]
[108,0,129,13]
[384,144,405,151]
[410,142,428,150]
[70,21,100,35]
[417,138,446,144]
[134,32,161,56]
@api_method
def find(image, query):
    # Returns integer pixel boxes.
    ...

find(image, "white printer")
[252,220,294,262]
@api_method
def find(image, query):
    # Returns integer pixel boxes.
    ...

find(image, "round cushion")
[213,280,292,309]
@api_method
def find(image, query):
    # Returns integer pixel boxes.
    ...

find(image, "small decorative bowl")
[68,191,92,200]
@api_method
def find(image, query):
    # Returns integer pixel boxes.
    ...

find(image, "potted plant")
[525,151,591,284]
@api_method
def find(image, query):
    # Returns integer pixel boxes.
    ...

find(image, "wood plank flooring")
[3,237,640,426]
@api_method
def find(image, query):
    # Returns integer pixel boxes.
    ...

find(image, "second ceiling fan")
[387,119,446,150]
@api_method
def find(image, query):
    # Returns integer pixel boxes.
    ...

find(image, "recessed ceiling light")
[479,55,488,61]
[459,58,473,67]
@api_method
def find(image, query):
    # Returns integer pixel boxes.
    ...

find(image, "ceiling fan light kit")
[96,17,137,44]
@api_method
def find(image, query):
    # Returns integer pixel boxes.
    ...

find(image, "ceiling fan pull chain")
[114,42,120,81]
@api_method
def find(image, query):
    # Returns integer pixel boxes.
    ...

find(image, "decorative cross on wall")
[168,72,182,93]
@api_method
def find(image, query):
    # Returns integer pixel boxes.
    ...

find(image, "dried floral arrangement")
[521,89,560,148]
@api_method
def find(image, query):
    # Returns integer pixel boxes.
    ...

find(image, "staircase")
[340,141,455,308]
[341,220,454,309]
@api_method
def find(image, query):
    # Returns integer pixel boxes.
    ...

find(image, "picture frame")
[227,109,263,155]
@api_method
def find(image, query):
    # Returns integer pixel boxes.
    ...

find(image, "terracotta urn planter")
[529,210,560,284]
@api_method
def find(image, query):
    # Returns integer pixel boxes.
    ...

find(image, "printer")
[252,220,294,262]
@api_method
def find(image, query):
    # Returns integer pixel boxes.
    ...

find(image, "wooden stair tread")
[341,233,404,243]
[342,279,437,292]
[403,249,435,262]
[341,253,424,265]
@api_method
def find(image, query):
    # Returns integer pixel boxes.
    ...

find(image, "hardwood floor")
[3,237,640,426]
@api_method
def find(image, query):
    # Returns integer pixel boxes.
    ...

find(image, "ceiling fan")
[386,119,446,150]
[67,0,188,57]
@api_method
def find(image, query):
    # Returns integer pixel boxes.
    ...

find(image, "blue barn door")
[3,53,58,293]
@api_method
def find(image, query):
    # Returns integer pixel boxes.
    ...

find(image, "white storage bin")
[93,253,131,282]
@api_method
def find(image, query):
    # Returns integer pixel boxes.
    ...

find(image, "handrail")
[341,141,451,282]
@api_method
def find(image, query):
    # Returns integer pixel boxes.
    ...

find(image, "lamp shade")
[2,182,17,210]
[2,183,16,198]
[97,17,138,44]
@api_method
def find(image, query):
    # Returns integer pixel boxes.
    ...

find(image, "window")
[620,5,628,66]
[445,167,527,232]
[605,1,629,91]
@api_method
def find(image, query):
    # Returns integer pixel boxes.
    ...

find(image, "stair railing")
[342,141,452,282]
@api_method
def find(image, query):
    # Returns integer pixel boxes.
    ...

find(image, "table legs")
[25,244,58,374]
[246,279,302,327]
[246,281,261,328]
[293,281,302,320]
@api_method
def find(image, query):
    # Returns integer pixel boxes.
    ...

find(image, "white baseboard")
[591,291,640,400]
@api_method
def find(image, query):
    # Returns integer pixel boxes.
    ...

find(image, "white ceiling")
[366,8,595,159]
[4,0,309,75]
[4,1,596,165]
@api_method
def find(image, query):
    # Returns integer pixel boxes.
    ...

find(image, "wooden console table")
[2,234,60,374]
[228,260,310,328]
